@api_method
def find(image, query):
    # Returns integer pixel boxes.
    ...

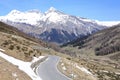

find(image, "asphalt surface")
[37,56,70,80]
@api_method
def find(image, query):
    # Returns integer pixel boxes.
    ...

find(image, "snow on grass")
[61,63,64,66]
[0,48,5,52]
[60,62,67,71]
[61,63,67,71]
[0,48,44,80]
[62,66,67,71]
[12,72,17,77]
[76,64,92,75]
[70,73,77,78]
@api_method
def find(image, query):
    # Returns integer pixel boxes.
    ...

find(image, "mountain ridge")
[0,7,107,44]
[62,24,120,57]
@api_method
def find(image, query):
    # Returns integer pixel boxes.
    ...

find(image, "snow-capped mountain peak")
[0,9,44,25]
[45,7,57,14]
[45,7,64,14]
[48,7,57,12]
[43,7,69,23]
[8,9,22,15]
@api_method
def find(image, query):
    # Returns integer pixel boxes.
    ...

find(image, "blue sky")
[0,0,120,21]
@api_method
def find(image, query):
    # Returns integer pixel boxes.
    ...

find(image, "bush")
[66,57,71,60]
[16,46,20,50]
[9,45,14,50]
[22,47,28,51]
[2,40,10,45]
[11,37,18,42]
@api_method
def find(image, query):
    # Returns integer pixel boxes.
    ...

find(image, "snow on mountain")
[0,9,44,25]
[0,7,107,44]
[96,21,120,27]
[43,7,69,23]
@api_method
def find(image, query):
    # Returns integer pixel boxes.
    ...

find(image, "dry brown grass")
[0,32,42,61]
[58,57,97,80]
[0,32,43,80]
[0,57,31,80]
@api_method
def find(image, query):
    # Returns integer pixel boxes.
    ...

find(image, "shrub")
[66,57,71,60]
[22,47,28,51]
[9,45,14,50]
[16,46,20,50]
[11,37,18,42]
[2,40,9,45]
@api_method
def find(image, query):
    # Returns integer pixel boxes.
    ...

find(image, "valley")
[61,25,120,80]
[0,6,120,80]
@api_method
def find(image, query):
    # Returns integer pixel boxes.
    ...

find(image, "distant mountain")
[63,24,120,56]
[96,21,120,27]
[0,7,106,44]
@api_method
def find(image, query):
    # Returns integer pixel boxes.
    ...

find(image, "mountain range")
[0,7,118,44]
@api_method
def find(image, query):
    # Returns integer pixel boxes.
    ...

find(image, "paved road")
[37,56,70,80]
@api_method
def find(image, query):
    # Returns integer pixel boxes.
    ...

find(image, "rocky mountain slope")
[0,7,106,44]
[62,24,120,58]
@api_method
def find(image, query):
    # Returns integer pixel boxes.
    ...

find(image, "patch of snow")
[76,65,92,75]
[61,63,64,66]
[16,78,19,80]
[79,17,95,23]
[61,62,67,71]
[32,57,44,63]
[62,66,67,71]
[0,48,5,52]
[116,72,120,75]
[12,72,17,77]
[12,35,21,39]
[0,50,44,80]
[102,70,120,75]
[70,73,77,78]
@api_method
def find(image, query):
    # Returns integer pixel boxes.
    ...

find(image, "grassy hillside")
[0,21,44,80]
[0,21,47,61]
[61,25,120,80]
[62,24,120,56]
[0,22,46,47]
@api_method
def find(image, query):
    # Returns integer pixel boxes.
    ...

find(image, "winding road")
[37,56,70,80]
